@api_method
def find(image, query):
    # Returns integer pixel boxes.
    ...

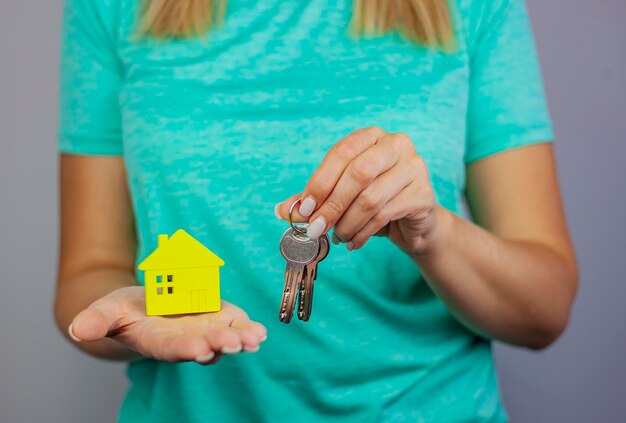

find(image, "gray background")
[1,0,624,421]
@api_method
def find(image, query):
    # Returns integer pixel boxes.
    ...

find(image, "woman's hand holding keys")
[277,127,442,254]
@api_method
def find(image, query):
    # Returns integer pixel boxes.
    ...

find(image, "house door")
[190,290,207,313]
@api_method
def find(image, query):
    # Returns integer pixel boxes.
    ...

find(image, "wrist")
[409,205,453,259]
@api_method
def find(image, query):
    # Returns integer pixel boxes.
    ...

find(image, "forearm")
[54,268,141,361]
[413,206,577,349]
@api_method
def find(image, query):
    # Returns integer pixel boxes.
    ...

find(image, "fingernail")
[307,216,327,239]
[331,233,342,245]
[346,241,355,251]
[260,334,268,342]
[195,352,215,364]
[299,196,316,217]
[221,345,242,354]
[243,345,260,353]
[274,202,283,220]
[68,322,81,342]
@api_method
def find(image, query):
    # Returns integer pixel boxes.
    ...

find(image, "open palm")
[69,286,267,364]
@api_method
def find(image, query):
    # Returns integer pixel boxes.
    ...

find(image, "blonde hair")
[140,0,454,50]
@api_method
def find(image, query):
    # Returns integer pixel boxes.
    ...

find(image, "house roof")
[138,229,225,271]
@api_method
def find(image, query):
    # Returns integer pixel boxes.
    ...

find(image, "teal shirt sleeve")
[465,0,554,164]
[58,0,123,156]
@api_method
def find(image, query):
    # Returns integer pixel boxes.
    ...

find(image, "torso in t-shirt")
[59,0,553,421]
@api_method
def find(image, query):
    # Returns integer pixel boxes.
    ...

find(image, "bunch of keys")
[278,198,330,323]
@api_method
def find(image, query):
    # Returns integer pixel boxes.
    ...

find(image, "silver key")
[297,233,329,321]
[278,226,320,323]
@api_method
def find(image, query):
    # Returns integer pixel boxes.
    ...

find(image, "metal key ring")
[288,198,308,235]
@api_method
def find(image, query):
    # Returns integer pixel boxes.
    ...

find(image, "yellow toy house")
[138,229,224,316]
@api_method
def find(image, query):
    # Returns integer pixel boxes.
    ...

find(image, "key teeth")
[280,266,300,324]
[280,232,330,324]
[298,310,309,322]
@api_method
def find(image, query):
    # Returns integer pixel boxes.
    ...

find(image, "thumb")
[70,306,117,342]
[70,289,135,342]
[275,193,309,223]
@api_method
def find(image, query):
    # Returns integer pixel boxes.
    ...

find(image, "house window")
[167,275,173,282]
[157,287,163,295]
[168,286,173,294]
[156,275,162,283]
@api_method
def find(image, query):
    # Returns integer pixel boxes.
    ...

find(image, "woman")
[55,0,577,421]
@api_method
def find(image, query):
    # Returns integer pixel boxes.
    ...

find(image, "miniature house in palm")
[138,229,224,316]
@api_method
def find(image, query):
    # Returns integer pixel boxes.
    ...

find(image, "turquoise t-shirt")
[59,0,553,421]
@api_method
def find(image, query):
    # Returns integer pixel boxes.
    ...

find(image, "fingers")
[332,155,415,243]
[165,334,213,362]
[276,128,386,222]
[138,330,216,364]
[205,326,243,354]
[138,317,267,365]
[203,323,265,354]
[278,127,384,223]
[275,193,307,223]
[210,305,267,353]
[349,181,424,249]
[305,140,401,239]
[276,129,421,244]
[230,318,267,352]
[196,352,223,365]
[202,306,267,355]
[300,127,385,212]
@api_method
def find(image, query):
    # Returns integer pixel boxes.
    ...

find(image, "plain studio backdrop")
[1,0,624,422]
